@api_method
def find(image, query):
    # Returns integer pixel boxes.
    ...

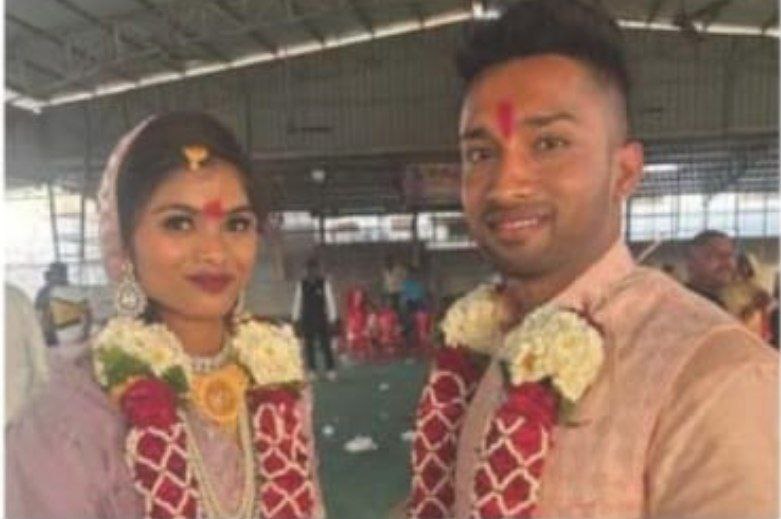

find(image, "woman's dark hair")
[456,0,630,118]
[116,111,269,248]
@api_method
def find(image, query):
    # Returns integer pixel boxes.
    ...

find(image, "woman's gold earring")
[114,261,148,318]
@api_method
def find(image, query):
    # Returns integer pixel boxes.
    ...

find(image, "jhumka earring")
[114,261,148,318]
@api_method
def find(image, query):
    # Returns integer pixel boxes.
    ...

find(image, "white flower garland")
[440,285,604,403]
[92,317,305,393]
[231,321,304,387]
[440,283,507,355]
[500,305,604,403]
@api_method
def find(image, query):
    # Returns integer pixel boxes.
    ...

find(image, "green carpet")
[311,358,429,519]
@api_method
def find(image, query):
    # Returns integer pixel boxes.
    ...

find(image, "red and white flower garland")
[93,317,318,519]
[408,286,604,519]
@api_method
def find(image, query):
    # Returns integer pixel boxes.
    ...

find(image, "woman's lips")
[187,273,234,293]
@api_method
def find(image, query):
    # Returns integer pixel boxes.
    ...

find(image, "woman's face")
[130,160,259,323]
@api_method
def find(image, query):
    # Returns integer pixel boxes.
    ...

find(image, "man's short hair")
[687,230,732,256]
[456,0,630,116]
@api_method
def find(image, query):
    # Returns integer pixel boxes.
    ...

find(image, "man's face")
[459,55,643,280]
[687,237,736,292]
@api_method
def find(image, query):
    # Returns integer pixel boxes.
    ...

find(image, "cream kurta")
[454,241,778,519]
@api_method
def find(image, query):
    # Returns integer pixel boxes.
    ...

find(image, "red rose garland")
[94,316,317,519]
[248,388,317,519]
[120,378,317,519]
[123,378,200,519]
[470,382,557,519]
[408,288,604,519]
[121,378,179,429]
[407,347,487,519]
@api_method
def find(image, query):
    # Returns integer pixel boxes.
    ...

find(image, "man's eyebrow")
[459,126,494,141]
[521,111,578,127]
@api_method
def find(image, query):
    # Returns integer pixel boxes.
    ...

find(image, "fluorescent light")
[231,52,277,68]
[47,91,92,105]
[7,97,43,114]
[644,163,679,173]
[426,10,474,28]
[329,32,373,47]
[283,41,325,58]
[375,20,422,38]
[470,2,500,20]
[618,19,779,38]
[94,81,135,96]
[184,62,231,77]
[137,72,184,87]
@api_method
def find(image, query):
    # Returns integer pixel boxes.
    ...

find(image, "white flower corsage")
[231,320,305,387]
[440,283,508,355]
[499,305,604,404]
[92,317,192,395]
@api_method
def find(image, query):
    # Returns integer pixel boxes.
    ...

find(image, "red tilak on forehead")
[202,199,226,220]
[497,100,515,139]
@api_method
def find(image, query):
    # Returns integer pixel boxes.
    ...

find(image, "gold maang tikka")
[183,145,209,171]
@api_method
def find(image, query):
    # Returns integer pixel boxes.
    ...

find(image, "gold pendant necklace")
[190,363,250,430]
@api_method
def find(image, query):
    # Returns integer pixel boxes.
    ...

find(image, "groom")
[406,1,778,518]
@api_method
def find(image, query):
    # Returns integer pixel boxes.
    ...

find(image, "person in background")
[382,253,407,313]
[721,251,773,341]
[685,229,736,308]
[34,263,63,346]
[769,273,779,348]
[5,284,50,423]
[399,264,427,345]
[34,262,93,346]
[293,257,339,381]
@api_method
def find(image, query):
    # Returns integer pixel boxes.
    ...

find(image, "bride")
[7,112,325,519]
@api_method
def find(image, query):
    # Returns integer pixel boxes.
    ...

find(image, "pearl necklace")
[181,404,256,519]
[188,342,233,375]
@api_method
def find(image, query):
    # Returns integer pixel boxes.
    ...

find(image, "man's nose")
[487,147,538,202]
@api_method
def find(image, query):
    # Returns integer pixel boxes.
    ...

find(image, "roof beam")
[287,0,326,43]
[51,0,185,73]
[209,0,278,53]
[7,55,93,98]
[8,7,777,113]
[645,0,671,23]
[49,0,142,81]
[8,13,137,84]
[761,8,779,34]
[689,0,735,28]
[407,1,427,25]
[132,0,231,62]
[346,0,374,34]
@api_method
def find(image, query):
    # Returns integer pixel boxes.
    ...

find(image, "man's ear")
[613,139,644,200]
